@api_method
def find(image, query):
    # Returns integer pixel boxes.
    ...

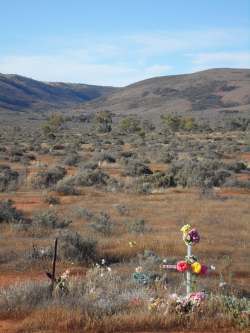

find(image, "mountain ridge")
[0,69,250,120]
[78,68,250,120]
[0,73,117,112]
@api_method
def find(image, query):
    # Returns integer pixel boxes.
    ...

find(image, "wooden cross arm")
[161,264,177,270]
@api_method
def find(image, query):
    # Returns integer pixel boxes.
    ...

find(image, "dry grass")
[3,305,246,333]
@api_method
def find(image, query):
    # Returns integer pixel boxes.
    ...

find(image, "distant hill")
[79,68,250,119]
[0,73,117,112]
[0,69,250,121]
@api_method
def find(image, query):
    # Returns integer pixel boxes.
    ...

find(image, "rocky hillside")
[0,73,117,112]
[79,68,250,119]
[1,69,250,120]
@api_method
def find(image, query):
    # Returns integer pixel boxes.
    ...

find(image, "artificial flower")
[188,228,200,244]
[191,262,202,274]
[200,264,208,275]
[135,266,143,273]
[176,260,189,272]
[180,224,192,235]
[61,269,70,279]
[188,291,206,303]
[183,233,192,245]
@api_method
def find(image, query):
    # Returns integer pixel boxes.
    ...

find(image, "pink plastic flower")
[188,291,206,303]
[176,261,189,272]
[200,264,208,275]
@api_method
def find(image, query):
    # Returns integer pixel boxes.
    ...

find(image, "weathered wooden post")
[51,238,58,293]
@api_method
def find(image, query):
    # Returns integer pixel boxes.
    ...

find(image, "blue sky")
[0,0,249,86]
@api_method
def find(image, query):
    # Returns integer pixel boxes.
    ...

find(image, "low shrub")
[106,177,124,192]
[55,176,79,195]
[79,161,98,170]
[75,169,110,187]
[226,161,248,173]
[114,204,129,216]
[89,212,114,236]
[123,161,153,177]
[9,147,24,162]
[139,172,175,188]
[73,207,94,221]
[32,209,72,229]
[60,231,97,263]
[0,281,51,316]
[43,194,60,205]
[158,150,177,163]
[168,158,231,188]
[127,219,147,233]
[223,178,250,189]
[0,200,26,224]
[26,244,54,261]
[94,152,116,163]
[0,165,19,192]
[32,166,66,189]
[63,152,80,166]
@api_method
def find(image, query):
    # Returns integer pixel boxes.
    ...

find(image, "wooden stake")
[51,238,58,293]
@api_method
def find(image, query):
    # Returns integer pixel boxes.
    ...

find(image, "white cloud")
[0,28,249,85]
[126,28,250,56]
[189,51,250,71]
[0,55,171,86]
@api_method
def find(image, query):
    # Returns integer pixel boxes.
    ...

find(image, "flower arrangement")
[55,269,70,294]
[148,292,207,315]
[172,291,207,311]
[181,224,200,246]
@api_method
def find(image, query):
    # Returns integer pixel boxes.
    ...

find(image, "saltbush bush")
[0,165,19,192]
[168,158,231,188]
[73,207,94,221]
[32,166,66,189]
[75,169,110,187]
[55,176,79,195]
[123,160,153,177]
[60,231,97,263]
[89,212,114,236]
[33,209,72,229]
[0,281,51,316]
[128,218,146,233]
[0,200,26,224]
[96,152,116,163]
[43,194,60,205]
[63,152,80,166]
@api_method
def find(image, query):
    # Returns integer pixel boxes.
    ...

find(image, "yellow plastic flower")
[148,298,161,311]
[180,224,192,235]
[191,262,202,274]
[129,241,137,248]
